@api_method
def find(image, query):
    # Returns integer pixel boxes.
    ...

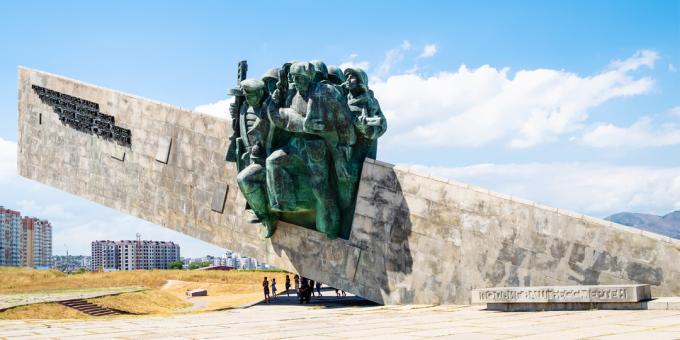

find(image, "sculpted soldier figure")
[266,61,355,238]
[230,79,278,237]
[327,65,347,97]
[344,68,387,160]
[261,68,279,99]
[225,60,386,240]
[327,65,346,86]
[310,60,329,83]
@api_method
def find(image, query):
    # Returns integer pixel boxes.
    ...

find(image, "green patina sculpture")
[226,60,386,239]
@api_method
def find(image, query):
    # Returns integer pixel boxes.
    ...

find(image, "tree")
[188,261,211,270]
[168,260,184,270]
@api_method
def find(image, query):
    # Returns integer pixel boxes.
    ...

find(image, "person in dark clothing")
[285,275,291,296]
[315,281,322,296]
[305,284,312,303]
[335,288,340,296]
[294,274,300,290]
[309,279,315,296]
[262,277,270,303]
[298,277,308,304]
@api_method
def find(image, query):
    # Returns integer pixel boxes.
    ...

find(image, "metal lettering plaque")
[32,85,131,147]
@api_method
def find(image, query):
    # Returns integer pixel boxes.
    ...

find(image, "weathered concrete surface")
[16,67,680,305]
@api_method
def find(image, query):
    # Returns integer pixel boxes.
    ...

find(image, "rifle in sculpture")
[225,60,248,163]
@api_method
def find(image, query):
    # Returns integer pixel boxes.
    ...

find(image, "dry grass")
[0,267,289,293]
[160,274,289,311]
[0,267,292,319]
[0,303,93,320]
[89,290,191,315]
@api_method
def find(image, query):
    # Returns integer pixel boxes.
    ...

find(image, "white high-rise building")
[91,240,180,271]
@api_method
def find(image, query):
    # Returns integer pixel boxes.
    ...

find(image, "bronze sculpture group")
[226,61,386,239]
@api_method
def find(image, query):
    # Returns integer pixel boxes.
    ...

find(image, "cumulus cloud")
[405,162,680,217]
[669,106,680,117]
[418,44,438,58]
[375,41,413,79]
[4,183,228,256]
[607,50,658,72]
[0,138,226,256]
[581,116,680,148]
[339,53,370,72]
[49,213,227,256]
[371,50,658,150]
[0,138,17,181]
[339,60,370,71]
[194,98,233,120]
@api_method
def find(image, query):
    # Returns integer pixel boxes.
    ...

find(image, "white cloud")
[49,213,227,257]
[608,50,658,72]
[581,116,680,148]
[371,50,657,150]
[194,98,233,120]
[339,60,370,71]
[418,44,438,58]
[339,53,371,71]
[375,41,415,79]
[669,64,677,73]
[669,106,680,117]
[0,138,17,182]
[0,139,226,257]
[405,162,680,217]
[377,49,405,78]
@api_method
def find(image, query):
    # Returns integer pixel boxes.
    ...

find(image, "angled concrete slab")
[16,67,680,304]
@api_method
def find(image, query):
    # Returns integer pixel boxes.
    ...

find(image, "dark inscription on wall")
[32,85,132,147]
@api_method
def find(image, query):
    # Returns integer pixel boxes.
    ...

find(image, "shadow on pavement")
[258,287,379,308]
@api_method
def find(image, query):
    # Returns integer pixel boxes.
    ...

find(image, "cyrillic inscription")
[32,85,131,146]
[471,285,651,303]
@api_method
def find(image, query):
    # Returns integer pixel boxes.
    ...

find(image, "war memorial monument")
[15,61,680,306]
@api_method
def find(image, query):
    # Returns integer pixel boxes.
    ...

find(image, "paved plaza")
[1,300,680,339]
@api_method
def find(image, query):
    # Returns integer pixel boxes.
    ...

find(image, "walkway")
[2,302,680,339]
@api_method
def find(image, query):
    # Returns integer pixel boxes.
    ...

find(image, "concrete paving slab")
[2,304,680,339]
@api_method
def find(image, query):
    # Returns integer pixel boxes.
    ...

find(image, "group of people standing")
[261,274,345,304]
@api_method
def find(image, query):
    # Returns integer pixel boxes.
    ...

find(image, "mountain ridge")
[606,210,680,239]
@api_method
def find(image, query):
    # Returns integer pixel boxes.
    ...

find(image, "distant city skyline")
[0,1,678,257]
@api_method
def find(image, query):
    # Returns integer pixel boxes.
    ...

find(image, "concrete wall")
[17,67,680,304]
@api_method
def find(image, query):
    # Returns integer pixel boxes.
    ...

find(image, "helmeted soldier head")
[289,62,315,96]
[240,79,266,107]
[310,60,328,82]
[343,68,369,94]
[327,65,346,85]
[261,68,280,95]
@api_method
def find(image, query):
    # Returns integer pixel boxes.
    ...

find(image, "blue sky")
[0,1,679,256]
